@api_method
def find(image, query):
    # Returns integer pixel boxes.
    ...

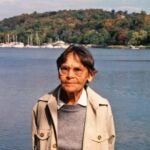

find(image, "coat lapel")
[47,89,59,136]
[82,87,109,149]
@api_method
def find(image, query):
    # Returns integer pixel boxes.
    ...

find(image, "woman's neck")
[60,88,82,105]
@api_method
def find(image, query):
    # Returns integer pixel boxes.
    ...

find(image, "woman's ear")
[87,71,96,83]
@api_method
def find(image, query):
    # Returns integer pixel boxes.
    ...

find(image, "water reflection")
[92,70,150,149]
[0,48,150,150]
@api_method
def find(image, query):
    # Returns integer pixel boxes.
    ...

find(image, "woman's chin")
[62,86,80,94]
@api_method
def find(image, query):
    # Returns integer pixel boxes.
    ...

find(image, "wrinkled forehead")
[62,52,82,65]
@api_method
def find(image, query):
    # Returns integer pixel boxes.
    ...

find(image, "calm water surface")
[0,48,150,150]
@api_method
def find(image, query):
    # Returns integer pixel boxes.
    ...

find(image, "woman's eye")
[74,68,82,72]
[61,67,68,71]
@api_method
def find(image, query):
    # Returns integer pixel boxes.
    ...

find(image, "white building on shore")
[0,40,70,49]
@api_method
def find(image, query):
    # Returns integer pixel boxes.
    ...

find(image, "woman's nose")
[67,69,75,78]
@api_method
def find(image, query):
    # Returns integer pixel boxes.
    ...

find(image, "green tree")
[128,30,147,45]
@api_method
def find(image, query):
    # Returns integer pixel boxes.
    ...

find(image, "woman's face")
[58,52,94,94]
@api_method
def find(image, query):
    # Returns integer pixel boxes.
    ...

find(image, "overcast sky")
[0,0,150,21]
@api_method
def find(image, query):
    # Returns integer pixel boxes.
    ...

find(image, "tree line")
[0,9,150,46]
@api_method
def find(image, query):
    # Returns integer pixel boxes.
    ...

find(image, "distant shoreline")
[85,44,150,50]
[0,41,150,50]
[106,45,150,50]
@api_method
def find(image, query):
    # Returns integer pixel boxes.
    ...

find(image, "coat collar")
[38,86,109,111]
[86,87,109,110]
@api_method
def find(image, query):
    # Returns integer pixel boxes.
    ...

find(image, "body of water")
[0,48,150,150]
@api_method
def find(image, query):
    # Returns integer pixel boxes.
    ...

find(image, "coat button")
[40,132,44,137]
[97,135,101,140]
[52,144,57,148]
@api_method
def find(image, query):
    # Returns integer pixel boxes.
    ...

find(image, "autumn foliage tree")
[0,9,150,46]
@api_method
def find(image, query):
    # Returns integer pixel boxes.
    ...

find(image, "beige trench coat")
[32,86,115,150]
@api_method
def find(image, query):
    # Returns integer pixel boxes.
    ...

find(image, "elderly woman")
[32,45,115,150]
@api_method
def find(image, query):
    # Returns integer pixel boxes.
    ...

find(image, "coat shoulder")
[87,87,110,106]
[32,86,59,112]
[38,86,60,102]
